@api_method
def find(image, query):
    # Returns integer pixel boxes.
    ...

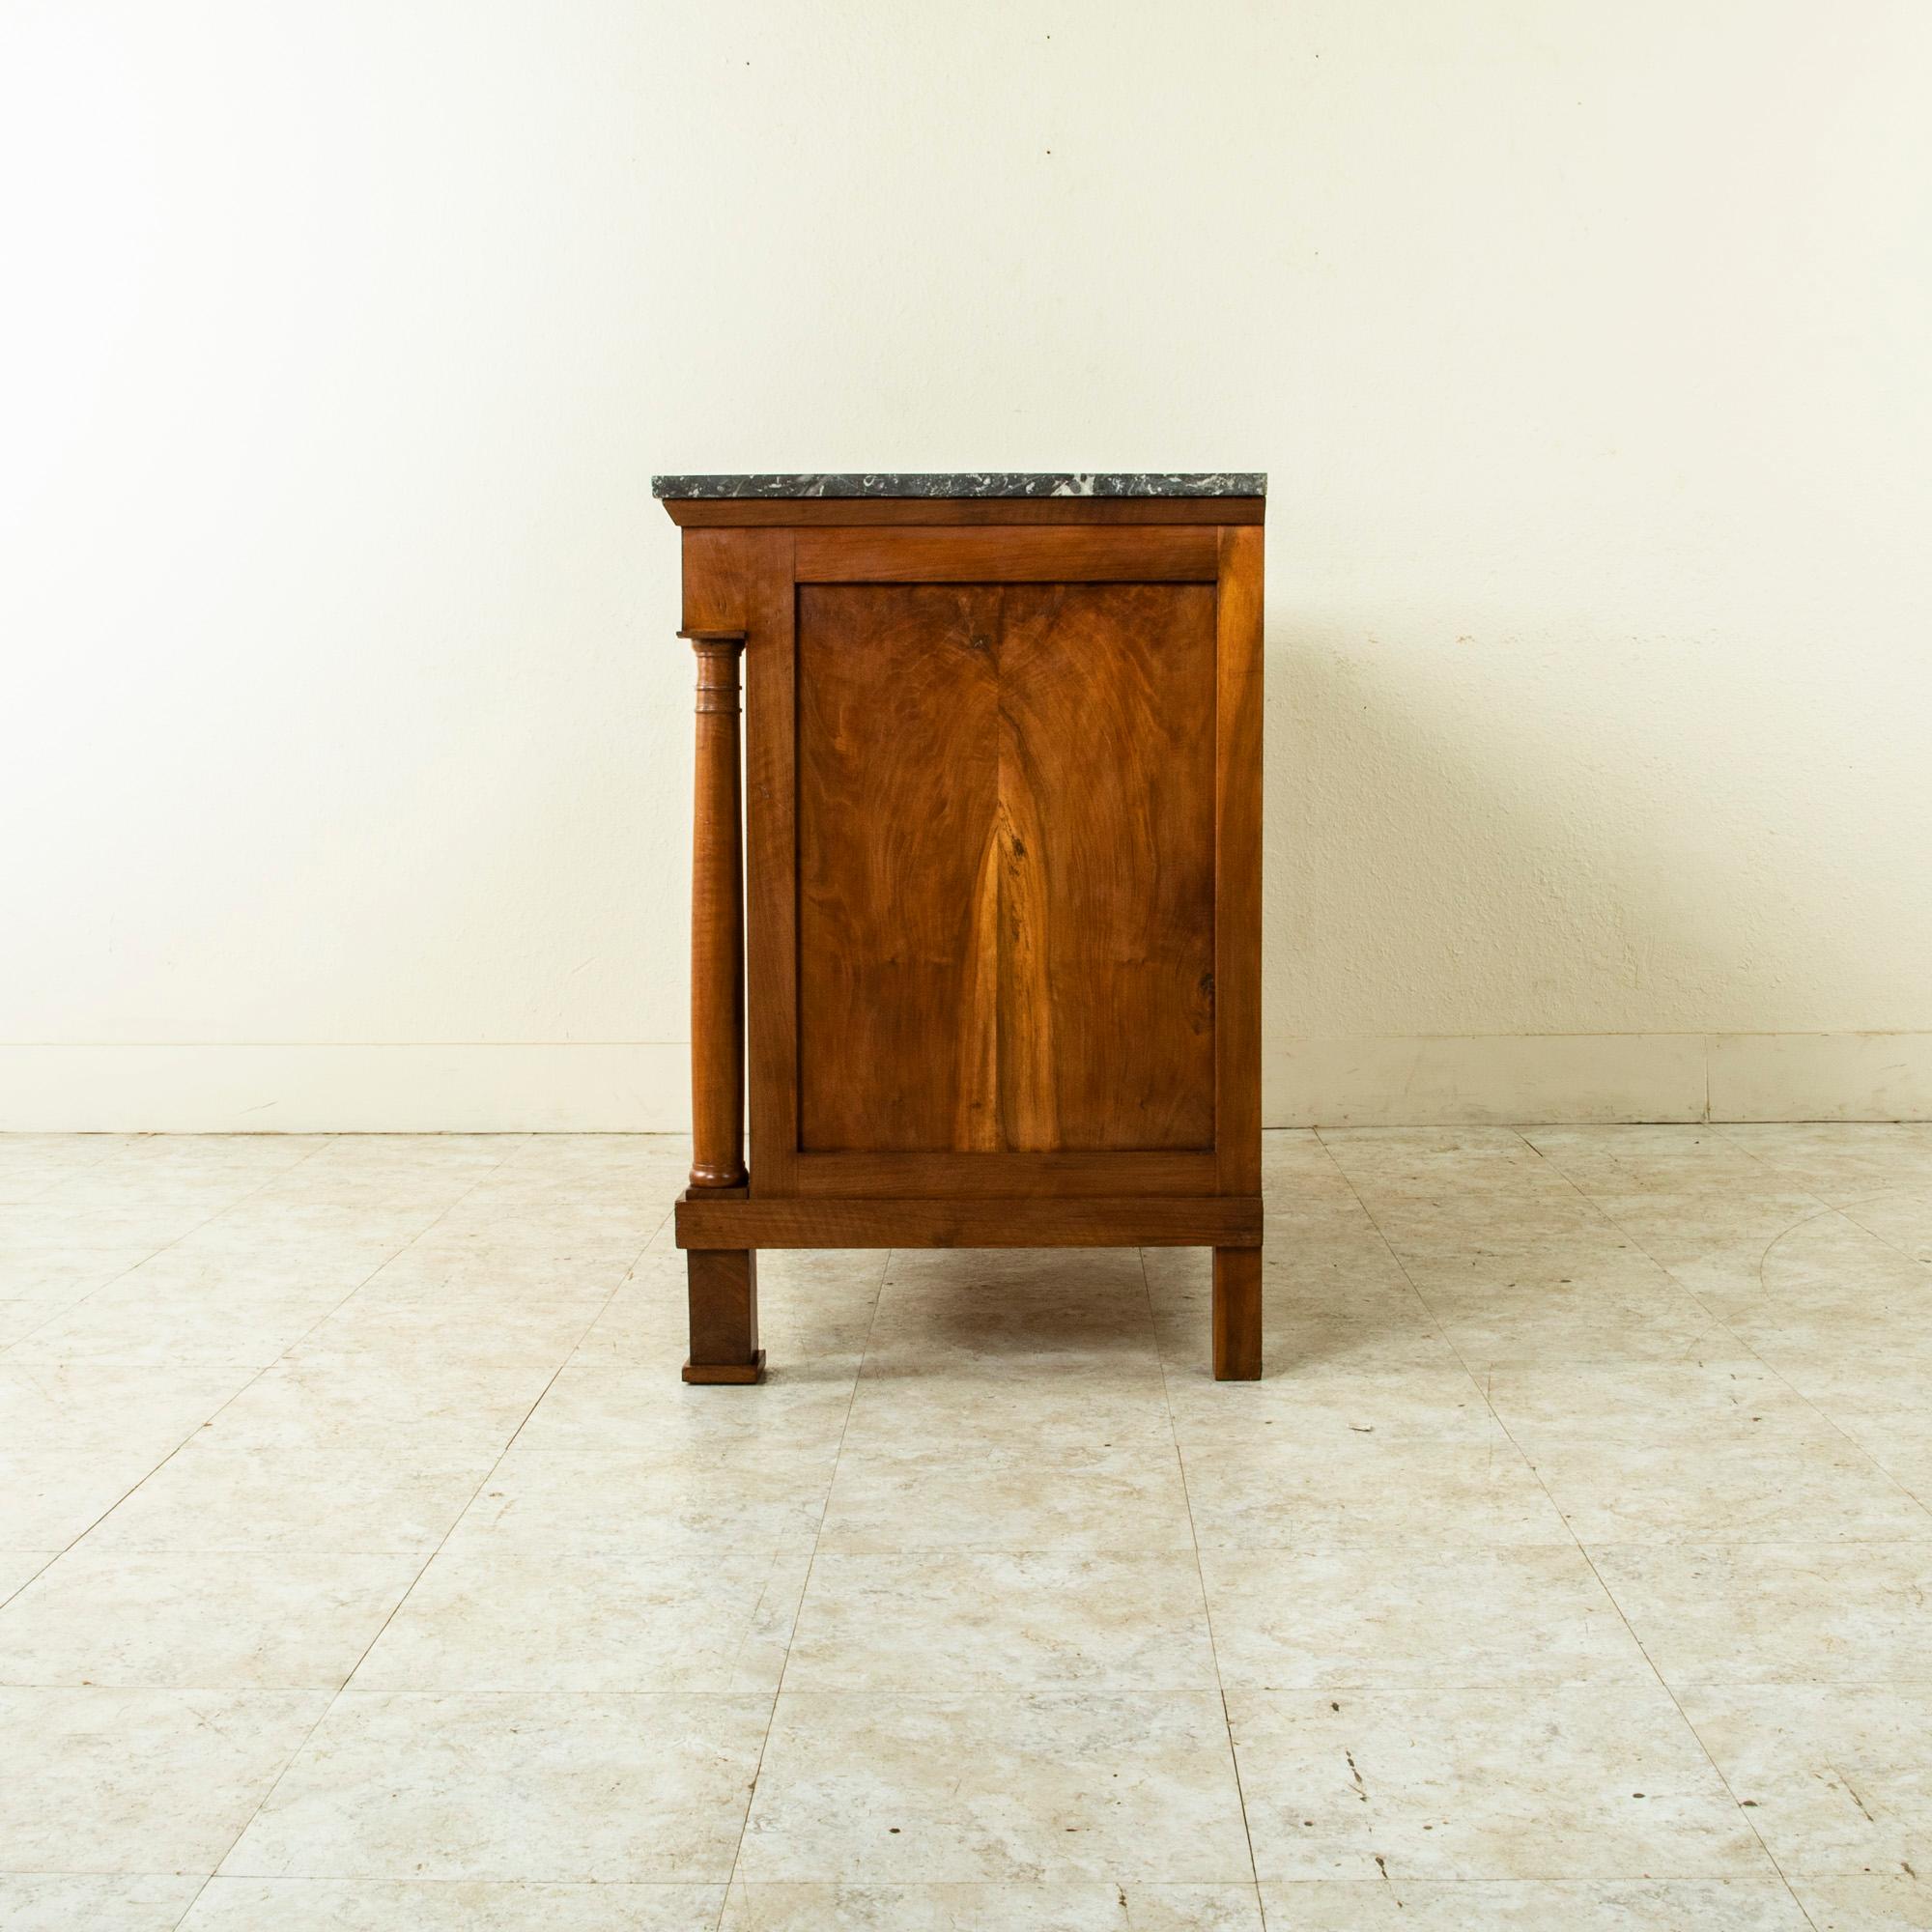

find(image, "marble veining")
[650,471,1265,499]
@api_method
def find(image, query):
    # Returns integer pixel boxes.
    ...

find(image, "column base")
[684,1247,762,1386]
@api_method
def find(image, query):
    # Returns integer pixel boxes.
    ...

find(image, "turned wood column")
[684,627,749,1190]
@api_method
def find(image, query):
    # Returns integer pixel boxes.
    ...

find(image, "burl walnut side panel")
[796,582,1215,1155]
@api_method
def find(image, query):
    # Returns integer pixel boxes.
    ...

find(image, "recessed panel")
[796,580,1215,1152]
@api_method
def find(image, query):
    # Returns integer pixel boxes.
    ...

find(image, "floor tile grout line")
[1168,1149,1749,1918]
[1540,1115,1932,1270]
[1,1138,354,1586]
[1492,1167,1823,1919]
[0,1136,222,1352]
[0,1552,60,1614]
[710,1243,893,1928]
[14,1133,123,1186]
[1137,1246,1265,1918]
[1500,1442,1824,1926]
[4,1136,336,1354]
[1705,1122,1932,1270]
[1326,1125,1822,1929]
[1832,1194,1932,1266]
[1407,1135,1821,1905]
[91,1134,538,1533]
[1380,1123,1921,1509]
[160,1133,592,1931]
[1527,1141,1932,1527]
[15,1128,1929,1918]
[1305,1130,1496,1408]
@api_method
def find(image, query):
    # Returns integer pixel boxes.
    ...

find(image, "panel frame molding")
[774,529,1232,1191]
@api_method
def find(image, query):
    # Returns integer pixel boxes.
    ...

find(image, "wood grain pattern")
[666,496,1265,529]
[1213,524,1264,1197]
[676,1192,1262,1250]
[684,630,747,1189]
[665,498,1265,1383]
[794,526,1216,582]
[683,1248,762,1384]
[792,1151,1219,1198]
[1212,1246,1263,1379]
[679,528,756,630]
[997,583,1216,1151]
[797,584,1000,1152]
[796,578,1215,1154]
[741,530,800,1197]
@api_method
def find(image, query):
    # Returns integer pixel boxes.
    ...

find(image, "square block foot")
[682,1350,766,1385]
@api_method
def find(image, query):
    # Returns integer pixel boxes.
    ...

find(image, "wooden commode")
[656,472,1265,1382]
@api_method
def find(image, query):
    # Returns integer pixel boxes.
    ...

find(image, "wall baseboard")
[1,1035,1929,1133]
[1267,1033,1932,1125]
[0,1043,689,1134]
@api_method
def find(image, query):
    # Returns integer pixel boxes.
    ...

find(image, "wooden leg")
[1212,1246,1262,1380]
[681,624,759,1387]
[684,1249,764,1384]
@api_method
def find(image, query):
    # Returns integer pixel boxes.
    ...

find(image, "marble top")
[650,471,1264,500]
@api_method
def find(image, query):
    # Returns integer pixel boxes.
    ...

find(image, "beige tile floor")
[1,1126,1929,1929]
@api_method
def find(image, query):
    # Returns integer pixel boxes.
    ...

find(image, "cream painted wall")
[3,1,1930,1130]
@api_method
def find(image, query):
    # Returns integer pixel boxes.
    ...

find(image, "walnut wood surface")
[670,505,1264,1380]
[740,533,800,1197]
[999,583,1217,1151]
[1212,1247,1264,1379]
[792,1151,1219,1197]
[794,526,1216,582]
[685,632,747,1189]
[797,580,1214,1154]
[683,1248,762,1383]
[1214,525,1264,1196]
[797,583,995,1152]
[676,1192,1262,1250]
